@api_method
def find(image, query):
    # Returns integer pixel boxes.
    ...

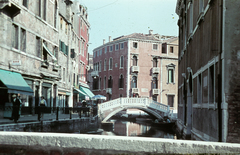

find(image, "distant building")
[92,31,178,111]
[176,0,240,143]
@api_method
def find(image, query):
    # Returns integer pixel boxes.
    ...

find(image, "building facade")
[176,0,240,143]
[0,0,90,118]
[92,31,178,110]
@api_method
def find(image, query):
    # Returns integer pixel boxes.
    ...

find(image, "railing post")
[56,107,59,120]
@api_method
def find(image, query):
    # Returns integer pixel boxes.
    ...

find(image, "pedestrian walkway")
[0,113,82,125]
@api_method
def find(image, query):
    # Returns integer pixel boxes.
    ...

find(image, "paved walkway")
[0,113,87,125]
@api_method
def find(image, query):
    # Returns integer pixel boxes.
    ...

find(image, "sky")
[77,0,179,54]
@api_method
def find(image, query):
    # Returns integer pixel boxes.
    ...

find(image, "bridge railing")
[99,97,170,114]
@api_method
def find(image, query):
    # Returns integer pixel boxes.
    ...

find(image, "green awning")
[80,86,94,98]
[0,69,34,96]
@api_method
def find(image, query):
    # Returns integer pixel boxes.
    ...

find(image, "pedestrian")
[11,94,21,123]
[38,96,47,121]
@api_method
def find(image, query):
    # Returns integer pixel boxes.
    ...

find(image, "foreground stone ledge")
[0,132,240,154]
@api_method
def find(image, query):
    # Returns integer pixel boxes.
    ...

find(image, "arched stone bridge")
[98,97,171,122]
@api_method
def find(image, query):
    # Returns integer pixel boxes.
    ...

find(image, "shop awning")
[74,88,87,95]
[0,69,34,96]
[80,86,94,98]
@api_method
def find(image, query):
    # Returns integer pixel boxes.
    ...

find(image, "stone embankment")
[0,132,240,154]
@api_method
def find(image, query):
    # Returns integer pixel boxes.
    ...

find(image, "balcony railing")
[131,66,139,73]
[152,89,160,95]
[152,67,160,74]
[106,88,112,94]
[132,88,139,94]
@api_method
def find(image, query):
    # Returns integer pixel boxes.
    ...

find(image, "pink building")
[92,31,178,110]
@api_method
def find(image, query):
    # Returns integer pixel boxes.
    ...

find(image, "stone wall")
[0,132,240,155]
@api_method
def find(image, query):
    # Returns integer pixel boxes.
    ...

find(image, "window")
[104,59,106,71]
[99,78,101,90]
[36,36,41,58]
[65,23,68,34]
[153,44,158,50]
[97,50,99,57]
[63,68,66,82]
[109,58,113,70]
[168,69,174,83]
[103,76,107,89]
[108,76,113,88]
[197,74,202,104]
[209,65,214,103]
[105,47,107,53]
[115,44,119,51]
[99,61,102,72]
[20,28,26,52]
[104,76,106,89]
[119,75,124,88]
[120,43,124,49]
[189,2,193,34]
[132,76,137,88]
[54,1,57,28]
[162,44,166,53]
[37,0,41,17]
[60,17,63,29]
[168,95,174,107]
[12,24,18,49]
[120,56,124,68]
[152,77,158,89]
[133,42,138,48]
[100,49,102,55]
[170,46,174,53]
[23,0,28,8]
[199,0,204,14]
[153,58,158,67]
[43,0,47,20]
[133,55,138,66]
[109,45,113,52]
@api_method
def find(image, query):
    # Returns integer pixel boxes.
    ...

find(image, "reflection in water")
[101,119,177,139]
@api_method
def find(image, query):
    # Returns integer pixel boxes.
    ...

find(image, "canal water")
[99,119,177,139]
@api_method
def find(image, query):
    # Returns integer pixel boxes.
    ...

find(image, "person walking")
[38,96,47,121]
[11,94,21,123]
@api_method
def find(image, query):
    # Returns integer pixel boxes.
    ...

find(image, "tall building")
[0,0,91,118]
[92,31,178,111]
[175,0,240,142]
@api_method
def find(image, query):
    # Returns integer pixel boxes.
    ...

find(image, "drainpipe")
[218,0,223,142]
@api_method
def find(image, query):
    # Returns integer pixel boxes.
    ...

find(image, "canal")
[96,118,178,139]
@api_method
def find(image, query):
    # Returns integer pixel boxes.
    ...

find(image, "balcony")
[0,0,21,18]
[132,88,139,94]
[152,89,160,95]
[106,88,112,94]
[91,71,99,78]
[131,66,139,73]
[152,67,160,74]
[41,60,49,68]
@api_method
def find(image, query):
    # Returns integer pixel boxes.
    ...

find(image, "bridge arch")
[102,106,164,122]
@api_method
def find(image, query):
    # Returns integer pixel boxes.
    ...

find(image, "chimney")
[149,30,153,35]
[109,36,112,42]
[103,39,105,45]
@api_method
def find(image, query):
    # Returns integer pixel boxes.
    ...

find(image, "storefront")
[0,69,34,118]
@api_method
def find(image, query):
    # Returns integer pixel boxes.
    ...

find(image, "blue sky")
[77,0,179,54]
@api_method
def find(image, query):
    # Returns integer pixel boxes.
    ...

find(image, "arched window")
[109,58,113,70]
[133,56,138,66]
[152,77,158,89]
[120,56,124,68]
[108,76,113,88]
[132,76,137,88]
[104,76,106,89]
[153,58,158,67]
[119,74,124,88]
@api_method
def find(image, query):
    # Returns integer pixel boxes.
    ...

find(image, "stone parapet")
[0,132,240,154]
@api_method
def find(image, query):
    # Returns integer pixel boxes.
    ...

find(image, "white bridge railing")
[98,97,170,114]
